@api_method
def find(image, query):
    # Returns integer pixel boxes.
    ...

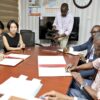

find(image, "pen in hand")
[40,96,45,100]
[65,63,73,72]
[40,95,56,100]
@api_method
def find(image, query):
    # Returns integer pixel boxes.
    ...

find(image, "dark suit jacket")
[73,37,97,61]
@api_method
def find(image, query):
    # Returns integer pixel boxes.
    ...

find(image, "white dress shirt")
[53,11,74,36]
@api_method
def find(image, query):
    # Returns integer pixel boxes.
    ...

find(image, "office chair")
[20,30,35,47]
[20,30,43,47]
[69,17,80,41]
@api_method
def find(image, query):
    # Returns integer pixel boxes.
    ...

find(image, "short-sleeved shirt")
[4,33,20,52]
[91,58,100,99]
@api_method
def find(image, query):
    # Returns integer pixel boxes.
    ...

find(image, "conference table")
[0,46,79,98]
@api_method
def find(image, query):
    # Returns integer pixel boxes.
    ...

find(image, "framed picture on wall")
[45,0,60,9]
[28,0,41,16]
[28,0,40,7]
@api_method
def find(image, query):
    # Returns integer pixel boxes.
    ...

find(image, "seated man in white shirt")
[52,3,74,48]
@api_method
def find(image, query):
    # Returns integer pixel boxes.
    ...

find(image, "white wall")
[19,0,100,45]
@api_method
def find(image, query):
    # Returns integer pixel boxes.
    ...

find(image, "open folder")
[38,56,72,77]
[0,58,23,66]
[5,53,30,60]
[0,54,30,66]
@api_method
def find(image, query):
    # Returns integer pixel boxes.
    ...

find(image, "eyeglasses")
[91,31,99,33]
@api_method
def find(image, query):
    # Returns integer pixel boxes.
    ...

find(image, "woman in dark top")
[0,21,4,60]
[3,20,25,52]
[0,21,4,53]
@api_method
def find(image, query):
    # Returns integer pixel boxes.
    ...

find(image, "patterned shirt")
[91,58,100,99]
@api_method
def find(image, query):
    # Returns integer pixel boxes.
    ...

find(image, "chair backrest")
[69,17,80,41]
[20,30,35,47]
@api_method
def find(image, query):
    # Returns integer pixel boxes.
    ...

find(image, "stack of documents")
[38,56,72,77]
[0,54,30,66]
[57,49,84,56]
[0,75,43,100]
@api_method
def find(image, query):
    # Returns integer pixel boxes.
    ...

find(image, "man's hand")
[41,90,73,100]
[79,54,86,62]
[63,47,69,53]
[52,26,56,31]
[71,72,84,85]
[65,64,78,72]
[53,34,59,39]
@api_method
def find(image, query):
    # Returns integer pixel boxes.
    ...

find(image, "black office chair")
[20,30,35,47]
[20,30,43,47]
[69,17,80,41]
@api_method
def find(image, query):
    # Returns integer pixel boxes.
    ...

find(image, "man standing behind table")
[52,3,74,48]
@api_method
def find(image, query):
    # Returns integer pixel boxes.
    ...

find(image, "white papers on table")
[1,94,41,100]
[2,95,41,100]
[0,75,43,100]
[5,53,30,60]
[38,67,71,77]
[57,49,84,56]
[38,56,66,65]
[38,56,71,77]
[0,54,30,66]
[0,58,23,66]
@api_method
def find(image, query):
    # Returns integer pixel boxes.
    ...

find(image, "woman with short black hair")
[3,20,25,52]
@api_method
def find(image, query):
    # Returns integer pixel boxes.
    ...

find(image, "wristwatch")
[80,81,88,90]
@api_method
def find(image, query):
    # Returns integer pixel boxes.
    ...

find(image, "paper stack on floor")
[38,56,72,77]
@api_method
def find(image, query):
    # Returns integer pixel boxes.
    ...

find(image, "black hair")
[91,25,100,33]
[7,20,18,30]
[61,3,69,12]
[0,21,4,30]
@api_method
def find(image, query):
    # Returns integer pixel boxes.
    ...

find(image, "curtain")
[0,0,18,31]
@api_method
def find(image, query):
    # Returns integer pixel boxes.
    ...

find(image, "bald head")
[61,3,69,17]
